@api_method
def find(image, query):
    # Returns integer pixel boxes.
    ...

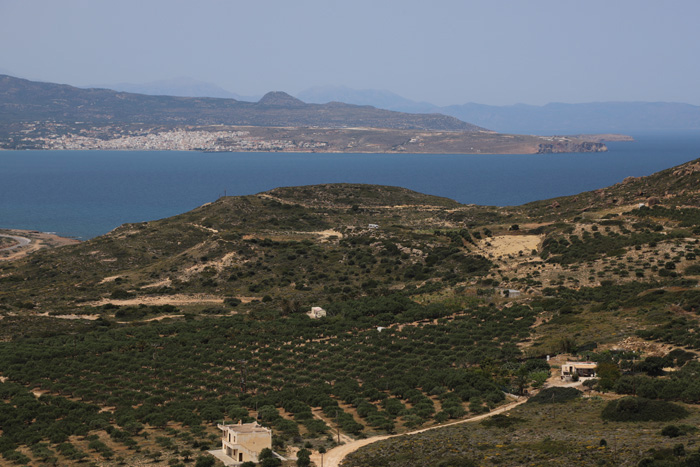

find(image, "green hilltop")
[1,159,700,466]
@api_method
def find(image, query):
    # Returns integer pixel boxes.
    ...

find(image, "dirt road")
[315,397,527,467]
[0,234,31,251]
[0,229,79,261]
[317,374,585,467]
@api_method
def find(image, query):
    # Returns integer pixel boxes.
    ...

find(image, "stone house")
[217,421,272,464]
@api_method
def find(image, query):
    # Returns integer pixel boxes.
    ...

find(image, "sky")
[1,0,699,106]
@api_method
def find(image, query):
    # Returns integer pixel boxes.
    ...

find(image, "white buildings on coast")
[26,128,329,152]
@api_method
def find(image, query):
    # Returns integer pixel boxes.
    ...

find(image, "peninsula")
[0,75,618,154]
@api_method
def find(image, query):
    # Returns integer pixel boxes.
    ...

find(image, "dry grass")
[344,396,700,467]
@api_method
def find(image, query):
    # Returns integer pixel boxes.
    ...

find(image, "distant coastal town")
[1,122,614,154]
[10,126,330,152]
[0,75,624,154]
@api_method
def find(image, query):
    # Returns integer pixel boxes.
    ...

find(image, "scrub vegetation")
[1,159,700,466]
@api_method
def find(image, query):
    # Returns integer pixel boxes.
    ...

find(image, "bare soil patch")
[85,294,226,307]
[98,275,121,284]
[602,335,688,357]
[37,312,100,321]
[478,234,544,258]
[141,278,173,289]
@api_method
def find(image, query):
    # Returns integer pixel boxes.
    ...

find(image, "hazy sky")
[1,0,699,106]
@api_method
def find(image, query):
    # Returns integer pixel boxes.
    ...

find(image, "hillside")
[86,77,261,101]
[0,75,616,154]
[0,74,478,131]
[521,158,700,218]
[1,160,700,466]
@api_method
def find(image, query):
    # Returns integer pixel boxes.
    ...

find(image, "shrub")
[661,425,682,438]
[110,288,132,299]
[597,362,621,390]
[194,456,216,467]
[2,450,31,465]
[529,370,550,388]
[224,297,242,307]
[527,387,582,404]
[583,378,598,389]
[661,424,698,437]
[435,455,477,467]
[601,397,689,422]
[480,414,525,428]
[296,448,311,467]
[522,359,551,373]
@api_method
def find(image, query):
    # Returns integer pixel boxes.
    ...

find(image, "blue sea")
[1,131,699,239]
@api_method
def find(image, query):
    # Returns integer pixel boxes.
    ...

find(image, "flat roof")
[564,361,597,368]
[218,422,270,434]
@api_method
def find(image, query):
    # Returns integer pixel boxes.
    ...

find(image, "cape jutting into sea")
[0,131,698,239]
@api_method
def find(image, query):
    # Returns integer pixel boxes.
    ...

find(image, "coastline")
[0,229,80,261]
[0,124,619,154]
[568,133,635,143]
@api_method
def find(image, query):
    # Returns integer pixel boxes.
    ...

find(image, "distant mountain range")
[7,74,697,135]
[0,75,478,131]
[297,85,437,114]
[439,101,700,134]
[297,85,700,134]
[43,76,700,134]
[85,77,262,102]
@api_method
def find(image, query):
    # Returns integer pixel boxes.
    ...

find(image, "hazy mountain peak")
[257,91,305,106]
[297,85,437,113]
[83,77,260,101]
[0,75,478,131]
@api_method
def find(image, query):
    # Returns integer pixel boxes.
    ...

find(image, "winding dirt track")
[0,234,30,251]
[316,397,527,467]
[318,376,586,467]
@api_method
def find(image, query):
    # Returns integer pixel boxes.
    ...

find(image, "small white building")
[307,306,327,319]
[561,361,597,380]
[368,224,379,229]
[218,421,272,464]
[499,288,521,298]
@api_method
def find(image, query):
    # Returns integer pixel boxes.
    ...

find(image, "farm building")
[307,306,327,319]
[217,421,272,464]
[561,361,597,380]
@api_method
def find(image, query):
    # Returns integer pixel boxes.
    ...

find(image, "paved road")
[0,234,31,251]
